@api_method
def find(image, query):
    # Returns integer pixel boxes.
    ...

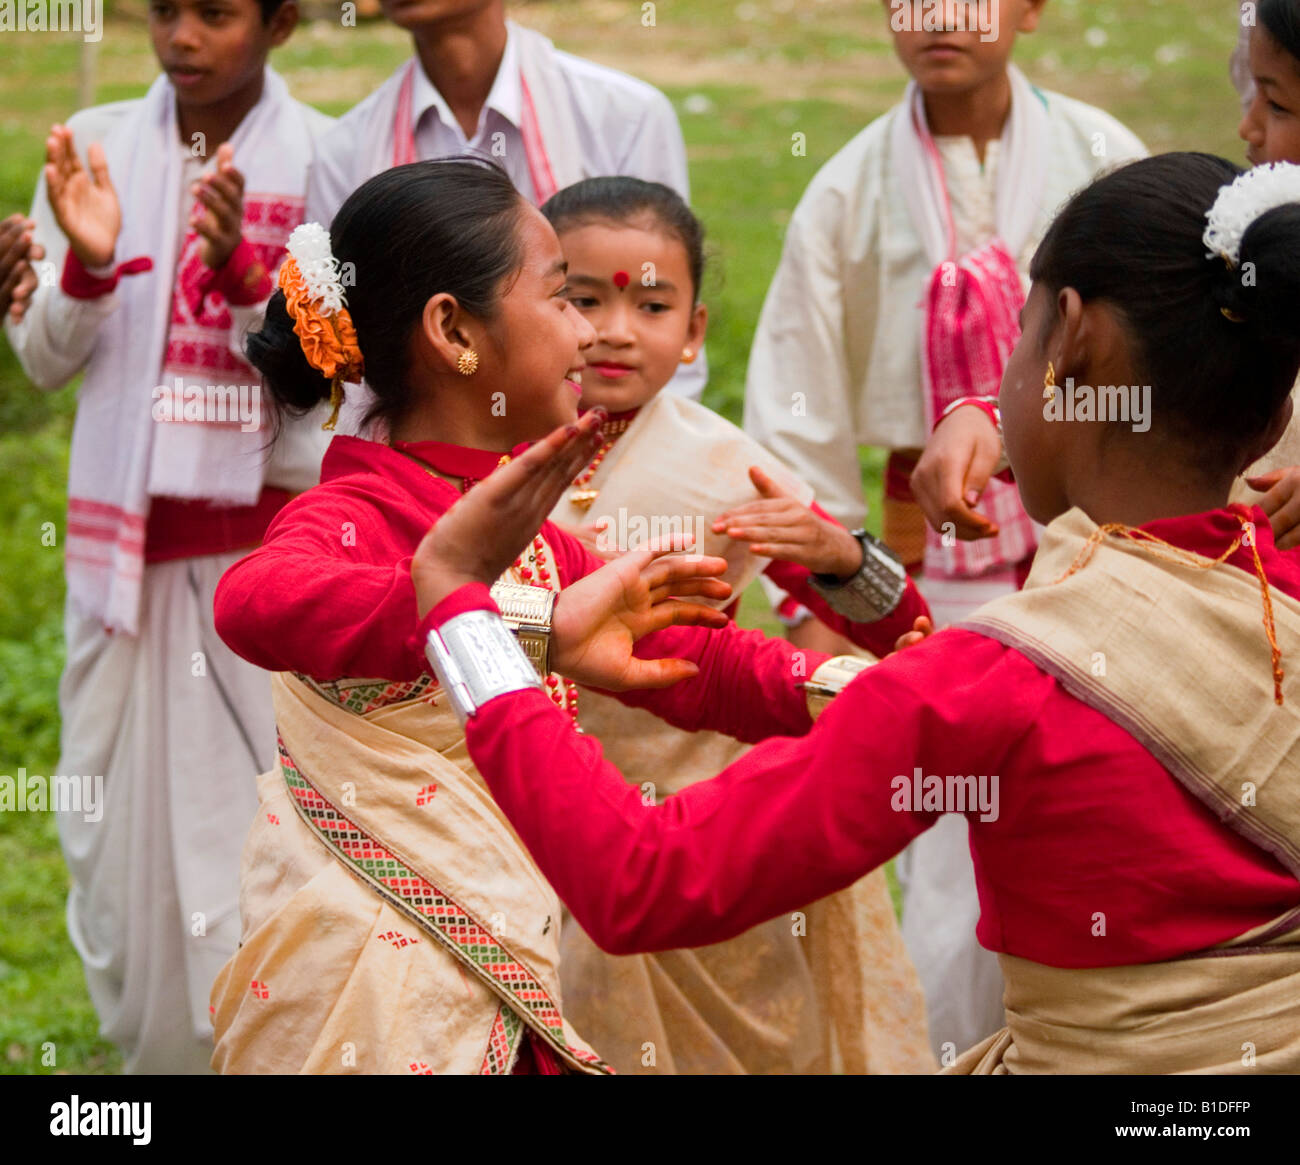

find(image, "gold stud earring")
[681,348,696,364]
[456,349,479,376]
[1042,360,1057,400]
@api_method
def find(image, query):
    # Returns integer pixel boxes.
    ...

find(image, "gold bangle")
[801,654,876,721]
[490,580,557,678]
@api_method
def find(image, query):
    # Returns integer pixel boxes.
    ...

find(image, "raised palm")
[552,548,731,691]
[410,415,733,692]
[45,125,120,269]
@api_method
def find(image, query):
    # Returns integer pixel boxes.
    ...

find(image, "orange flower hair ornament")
[278,222,365,431]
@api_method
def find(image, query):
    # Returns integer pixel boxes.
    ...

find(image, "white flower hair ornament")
[1204,161,1300,268]
[278,221,364,430]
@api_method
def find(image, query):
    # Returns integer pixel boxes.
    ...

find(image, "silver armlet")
[489,580,556,678]
[425,609,543,725]
[809,529,907,622]
[801,655,876,721]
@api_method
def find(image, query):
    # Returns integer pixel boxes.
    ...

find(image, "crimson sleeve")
[214,491,432,681]
[464,629,1037,954]
[594,619,826,742]
[764,557,931,657]
[210,237,273,306]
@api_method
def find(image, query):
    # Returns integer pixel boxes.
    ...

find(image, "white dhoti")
[894,576,1016,1060]
[894,813,1005,1060]
[55,551,273,1074]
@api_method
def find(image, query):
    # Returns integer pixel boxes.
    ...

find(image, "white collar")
[409,21,522,139]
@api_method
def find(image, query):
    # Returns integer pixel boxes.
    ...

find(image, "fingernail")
[565,424,579,437]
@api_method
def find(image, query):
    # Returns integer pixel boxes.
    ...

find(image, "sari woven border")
[479,1006,525,1075]
[277,737,611,1075]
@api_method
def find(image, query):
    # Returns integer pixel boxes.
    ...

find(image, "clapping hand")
[191,143,247,270]
[910,405,1002,542]
[45,125,120,270]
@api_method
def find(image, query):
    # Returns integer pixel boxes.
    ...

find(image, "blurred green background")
[0,0,1249,1072]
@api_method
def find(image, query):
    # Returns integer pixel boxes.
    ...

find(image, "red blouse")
[214,434,822,738]
[443,505,1300,967]
[214,433,925,683]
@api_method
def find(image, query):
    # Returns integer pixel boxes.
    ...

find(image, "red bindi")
[612,270,630,289]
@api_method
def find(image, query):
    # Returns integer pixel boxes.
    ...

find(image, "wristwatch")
[808,529,907,622]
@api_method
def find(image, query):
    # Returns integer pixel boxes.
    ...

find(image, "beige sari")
[551,394,936,1074]
[210,538,610,1075]
[946,507,1300,1074]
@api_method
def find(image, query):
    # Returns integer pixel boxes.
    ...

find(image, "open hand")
[412,411,609,616]
[1245,466,1300,551]
[45,125,120,269]
[910,405,1002,542]
[192,143,246,269]
[712,466,861,578]
[552,544,732,691]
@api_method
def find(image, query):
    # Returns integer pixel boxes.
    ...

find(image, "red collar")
[1138,504,1300,602]
[389,439,532,483]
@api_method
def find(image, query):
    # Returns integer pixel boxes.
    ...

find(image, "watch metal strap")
[425,609,543,724]
[802,654,876,721]
[489,579,557,677]
[809,530,908,622]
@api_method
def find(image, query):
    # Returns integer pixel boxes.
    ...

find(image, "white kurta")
[742,88,1147,529]
[741,88,1144,1060]
[304,20,706,400]
[58,553,276,1074]
[7,96,333,1073]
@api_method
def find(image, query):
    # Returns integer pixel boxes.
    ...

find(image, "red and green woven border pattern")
[298,673,439,717]
[278,739,609,1073]
[479,1005,523,1075]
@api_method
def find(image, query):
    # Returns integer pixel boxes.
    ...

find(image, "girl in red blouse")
[412,152,1300,1074]
[210,157,875,1074]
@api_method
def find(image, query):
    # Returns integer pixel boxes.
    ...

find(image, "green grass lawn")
[0,0,1247,1073]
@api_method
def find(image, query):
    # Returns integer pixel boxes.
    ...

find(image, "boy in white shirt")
[5,0,332,1073]
[743,0,1145,1060]
[306,0,705,399]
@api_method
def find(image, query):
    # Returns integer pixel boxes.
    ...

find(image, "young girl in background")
[1229,0,1300,540]
[542,176,934,1074]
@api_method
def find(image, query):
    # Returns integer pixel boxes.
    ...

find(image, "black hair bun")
[1223,203,1300,345]
[245,289,334,415]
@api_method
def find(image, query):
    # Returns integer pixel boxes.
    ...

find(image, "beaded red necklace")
[567,412,636,511]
